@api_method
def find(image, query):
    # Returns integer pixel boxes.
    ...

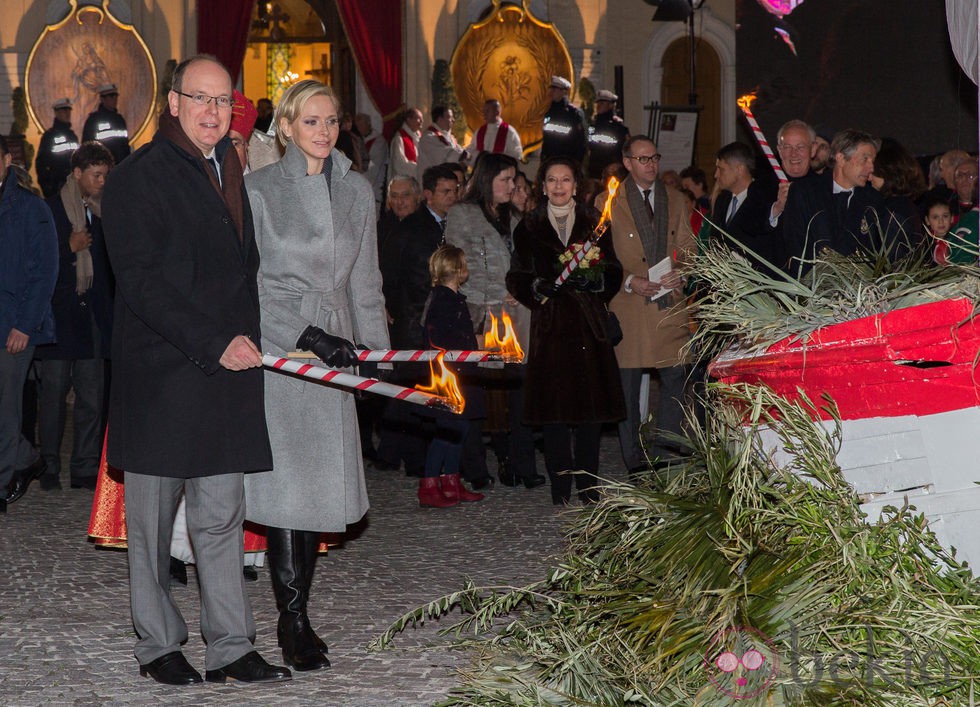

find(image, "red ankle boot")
[440,473,484,503]
[418,477,458,507]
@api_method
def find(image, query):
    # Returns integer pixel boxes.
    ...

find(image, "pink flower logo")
[703,626,780,699]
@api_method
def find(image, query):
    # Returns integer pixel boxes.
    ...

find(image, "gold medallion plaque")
[451,0,574,157]
[25,0,157,143]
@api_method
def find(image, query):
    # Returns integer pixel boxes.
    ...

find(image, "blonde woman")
[244,79,389,671]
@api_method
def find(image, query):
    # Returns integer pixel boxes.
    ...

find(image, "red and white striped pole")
[263,354,461,413]
[288,349,516,363]
[737,93,788,184]
[355,349,505,363]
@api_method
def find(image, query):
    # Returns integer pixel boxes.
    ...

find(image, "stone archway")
[641,7,736,163]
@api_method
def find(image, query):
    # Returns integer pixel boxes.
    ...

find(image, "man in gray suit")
[101,55,289,686]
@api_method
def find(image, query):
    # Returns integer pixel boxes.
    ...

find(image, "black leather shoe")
[0,498,6,513]
[496,457,517,487]
[139,651,203,685]
[204,651,292,684]
[243,565,259,582]
[169,557,188,587]
[522,474,546,489]
[4,476,28,504]
[470,476,495,491]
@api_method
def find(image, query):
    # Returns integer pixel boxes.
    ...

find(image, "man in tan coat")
[602,136,694,475]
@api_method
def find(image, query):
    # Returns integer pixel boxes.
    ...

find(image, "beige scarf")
[60,176,100,295]
[547,199,576,246]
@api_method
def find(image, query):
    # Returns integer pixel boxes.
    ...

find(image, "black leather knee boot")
[267,527,330,671]
[297,529,329,654]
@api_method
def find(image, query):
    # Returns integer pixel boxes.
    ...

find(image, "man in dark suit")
[381,164,459,350]
[101,55,289,687]
[375,164,459,477]
[704,142,782,271]
[36,141,115,491]
[0,136,58,512]
[781,129,884,269]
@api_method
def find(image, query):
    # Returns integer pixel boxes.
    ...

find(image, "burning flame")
[737,92,758,111]
[416,351,465,414]
[596,176,620,233]
[483,310,525,363]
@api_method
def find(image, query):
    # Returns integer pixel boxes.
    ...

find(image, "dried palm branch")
[686,223,980,359]
[373,384,980,705]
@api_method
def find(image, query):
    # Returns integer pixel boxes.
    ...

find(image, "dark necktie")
[207,156,221,186]
[726,195,739,225]
[642,188,653,223]
[438,218,446,243]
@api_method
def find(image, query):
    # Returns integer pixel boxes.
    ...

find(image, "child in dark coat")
[418,245,486,507]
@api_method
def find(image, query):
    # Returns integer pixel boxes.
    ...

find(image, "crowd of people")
[2,52,978,688]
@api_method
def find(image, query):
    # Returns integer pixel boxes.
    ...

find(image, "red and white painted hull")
[710,298,980,569]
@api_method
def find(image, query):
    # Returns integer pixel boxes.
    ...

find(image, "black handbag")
[605,308,623,346]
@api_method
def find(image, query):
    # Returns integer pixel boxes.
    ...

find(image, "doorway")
[661,37,721,177]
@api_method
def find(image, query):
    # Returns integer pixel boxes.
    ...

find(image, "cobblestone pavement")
[0,433,627,706]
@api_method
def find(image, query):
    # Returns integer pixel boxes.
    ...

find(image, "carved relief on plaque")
[451,0,574,156]
[25,0,157,143]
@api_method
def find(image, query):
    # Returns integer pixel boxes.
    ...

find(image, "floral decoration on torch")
[552,176,620,290]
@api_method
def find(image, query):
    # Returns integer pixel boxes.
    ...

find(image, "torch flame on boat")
[483,310,524,363]
[594,176,620,239]
[737,91,757,111]
[415,351,465,414]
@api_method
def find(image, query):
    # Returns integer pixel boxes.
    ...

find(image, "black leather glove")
[296,325,358,368]
[531,277,561,301]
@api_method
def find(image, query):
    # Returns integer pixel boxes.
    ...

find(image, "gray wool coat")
[444,202,531,347]
[243,142,389,532]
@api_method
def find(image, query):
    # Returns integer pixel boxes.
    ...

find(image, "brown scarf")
[157,110,244,241]
[623,175,671,309]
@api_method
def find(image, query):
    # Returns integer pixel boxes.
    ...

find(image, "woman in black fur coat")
[506,157,625,504]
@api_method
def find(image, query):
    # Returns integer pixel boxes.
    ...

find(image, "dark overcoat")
[0,170,58,346]
[781,171,885,266]
[100,133,272,478]
[380,204,443,350]
[507,202,625,425]
[35,195,114,360]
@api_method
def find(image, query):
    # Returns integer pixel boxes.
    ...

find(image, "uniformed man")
[82,82,131,166]
[541,75,587,163]
[587,89,629,179]
[36,97,80,198]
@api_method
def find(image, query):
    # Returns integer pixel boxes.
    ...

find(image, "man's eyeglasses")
[626,154,662,165]
[777,143,811,154]
[175,91,233,108]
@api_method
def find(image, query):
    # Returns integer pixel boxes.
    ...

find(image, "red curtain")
[197,0,257,84]
[335,0,403,139]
